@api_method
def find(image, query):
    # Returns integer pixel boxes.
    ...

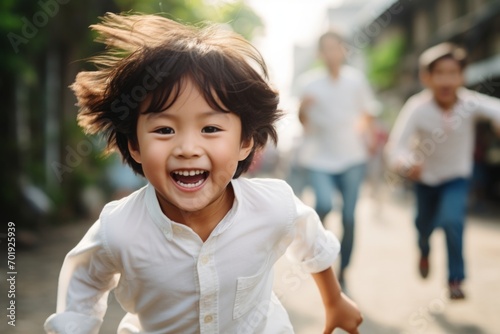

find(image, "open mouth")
[438,87,454,96]
[171,170,209,189]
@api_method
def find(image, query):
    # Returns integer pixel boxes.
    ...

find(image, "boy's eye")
[154,127,174,134]
[202,126,221,133]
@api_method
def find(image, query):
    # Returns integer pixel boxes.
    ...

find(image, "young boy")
[44,13,362,333]
[385,43,500,299]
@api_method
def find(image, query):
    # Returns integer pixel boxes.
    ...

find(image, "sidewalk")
[2,186,499,333]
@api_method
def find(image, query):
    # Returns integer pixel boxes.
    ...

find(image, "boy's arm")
[298,95,314,127]
[285,192,361,333]
[472,90,500,134]
[358,71,382,155]
[384,100,420,179]
[44,220,119,334]
[360,112,378,155]
[312,268,362,334]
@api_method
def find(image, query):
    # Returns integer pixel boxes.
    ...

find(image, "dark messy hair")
[72,13,281,178]
[419,42,467,73]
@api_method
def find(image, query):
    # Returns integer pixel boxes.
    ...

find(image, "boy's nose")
[172,135,203,158]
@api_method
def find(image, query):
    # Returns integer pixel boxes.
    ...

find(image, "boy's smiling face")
[422,57,464,110]
[129,78,253,222]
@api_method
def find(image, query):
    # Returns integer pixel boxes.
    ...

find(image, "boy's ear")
[128,140,142,164]
[238,138,254,161]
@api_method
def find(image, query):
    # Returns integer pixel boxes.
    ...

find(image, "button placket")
[197,238,219,333]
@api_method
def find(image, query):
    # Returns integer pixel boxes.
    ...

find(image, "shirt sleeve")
[357,72,381,116]
[44,220,120,334]
[285,195,340,274]
[469,90,500,127]
[384,97,420,172]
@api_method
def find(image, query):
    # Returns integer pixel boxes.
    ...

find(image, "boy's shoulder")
[410,89,433,102]
[235,176,291,192]
[294,68,328,95]
[403,89,434,112]
[100,184,149,223]
[340,64,365,80]
[457,87,486,102]
[233,177,294,204]
[94,185,153,252]
[233,177,297,225]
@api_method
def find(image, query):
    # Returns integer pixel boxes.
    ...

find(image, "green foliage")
[206,0,264,40]
[114,0,263,39]
[366,34,405,90]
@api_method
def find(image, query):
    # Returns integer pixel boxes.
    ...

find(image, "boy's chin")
[171,196,210,211]
[435,94,457,108]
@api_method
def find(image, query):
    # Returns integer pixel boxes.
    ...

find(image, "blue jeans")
[415,178,469,282]
[308,163,366,271]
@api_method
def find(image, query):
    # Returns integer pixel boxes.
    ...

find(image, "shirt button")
[200,255,209,265]
[204,314,213,323]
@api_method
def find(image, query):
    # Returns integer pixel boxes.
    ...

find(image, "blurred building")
[361,0,500,99]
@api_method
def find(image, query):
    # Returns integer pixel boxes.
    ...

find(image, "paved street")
[2,185,500,333]
[278,187,500,334]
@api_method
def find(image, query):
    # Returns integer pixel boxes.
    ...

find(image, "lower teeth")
[177,179,204,188]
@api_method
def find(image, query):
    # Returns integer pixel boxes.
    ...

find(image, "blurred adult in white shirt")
[297,31,379,285]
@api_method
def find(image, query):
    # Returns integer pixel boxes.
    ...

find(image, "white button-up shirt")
[44,178,340,333]
[386,88,500,185]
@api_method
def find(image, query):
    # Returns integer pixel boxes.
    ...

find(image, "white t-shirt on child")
[44,178,340,334]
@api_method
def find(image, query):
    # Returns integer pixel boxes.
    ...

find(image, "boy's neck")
[160,186,235,242]
[434,96,458,112]
[328,66,341,80]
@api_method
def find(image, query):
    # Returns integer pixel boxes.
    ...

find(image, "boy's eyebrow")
[145,109,230,120]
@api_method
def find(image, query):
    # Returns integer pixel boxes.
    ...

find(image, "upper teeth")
[173,170,205,176]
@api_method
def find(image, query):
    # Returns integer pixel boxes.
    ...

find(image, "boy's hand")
[312,268,362,334]
[323,292,362,334]
[399,163,422,181]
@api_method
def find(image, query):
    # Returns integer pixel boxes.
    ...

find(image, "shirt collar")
[144,180,242,241]
[426,87,469,111]
[145,183,174,240]
[212,179,240,236]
